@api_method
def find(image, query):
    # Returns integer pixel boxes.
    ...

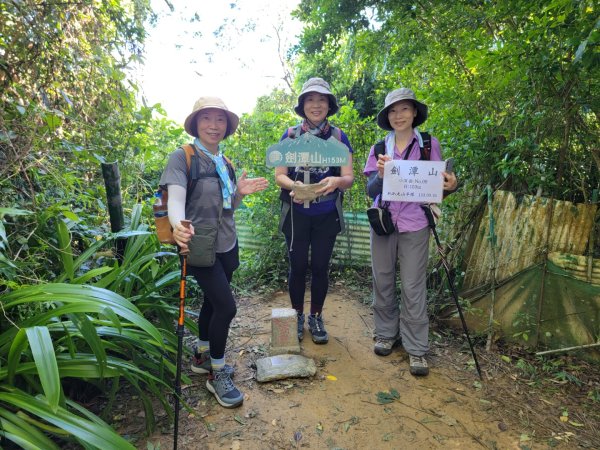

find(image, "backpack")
[154,144,233,244]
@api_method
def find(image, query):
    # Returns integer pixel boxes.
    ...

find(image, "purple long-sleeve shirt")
[363,131,443,233]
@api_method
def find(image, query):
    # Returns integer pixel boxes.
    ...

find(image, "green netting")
[446,263,600,359]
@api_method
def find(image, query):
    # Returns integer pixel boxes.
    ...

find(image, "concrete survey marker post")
[270,308,300,355]
[266,133,349,208]
[260,307,317,382]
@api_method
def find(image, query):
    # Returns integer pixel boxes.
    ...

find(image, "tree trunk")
[101,162,126,262]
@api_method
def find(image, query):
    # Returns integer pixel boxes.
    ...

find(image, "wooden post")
[587,189,598,282]
[535,196,555,348]
[485,185,497,351]
[101,162,126,262]
[303,170,310,208]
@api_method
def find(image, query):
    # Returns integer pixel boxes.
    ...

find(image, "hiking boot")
[297,313,305,341]
[409,354,429,377]
[191,348,234,376]
[374,336,399,356]
[307,313,328,344]
[206,369,244,408]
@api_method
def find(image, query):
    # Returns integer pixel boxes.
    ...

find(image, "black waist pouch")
[367,204,395,236]
[187,224,218,267]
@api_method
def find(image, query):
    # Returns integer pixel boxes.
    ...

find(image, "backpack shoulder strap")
[420,132,431,161]
[374,140,385,158]
[330,126,342,142]
[288,124,302,139]
[182,144,195,170]
[181,144,199,182]
[182,143,200,201]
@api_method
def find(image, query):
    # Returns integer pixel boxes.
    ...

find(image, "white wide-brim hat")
[376,88,428,130]
[294,77,339,118]
[184,96,240,138]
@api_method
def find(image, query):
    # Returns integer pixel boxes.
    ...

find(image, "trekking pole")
[421,206,483,380]
[174,220,192,450]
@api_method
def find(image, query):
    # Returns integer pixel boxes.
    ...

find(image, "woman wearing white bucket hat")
[274,77,354,345]
[363,87,457,376]
[159,96,268,408]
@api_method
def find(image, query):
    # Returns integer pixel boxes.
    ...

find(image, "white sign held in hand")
[382,160,447,203]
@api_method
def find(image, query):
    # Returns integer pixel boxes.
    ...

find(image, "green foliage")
[0,0,187,289]
[0,283,169,448]
[2,0,599,445]
[376,388,400,404]
[0,208,32,283]
[0,4,195,444]
[588,387,600,403]
[0,206,190,448]
[292,0,600,203]
[515,357,538,378]
[512,312,536,343]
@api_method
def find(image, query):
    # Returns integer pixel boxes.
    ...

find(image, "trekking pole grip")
[179,220,192,256]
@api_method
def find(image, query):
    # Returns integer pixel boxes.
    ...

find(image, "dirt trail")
[142,289,524,449]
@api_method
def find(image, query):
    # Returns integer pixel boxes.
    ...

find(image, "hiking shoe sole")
[206,380,243,408]
[311,334,329,345]
[374,345,393,356]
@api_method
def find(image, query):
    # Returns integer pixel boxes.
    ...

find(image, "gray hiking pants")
[371,226,430,356]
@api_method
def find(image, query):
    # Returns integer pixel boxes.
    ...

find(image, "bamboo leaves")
[0,388,136,449]
[25,326,62,412]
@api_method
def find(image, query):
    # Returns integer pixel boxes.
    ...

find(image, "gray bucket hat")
[294,77,339,118]
[184,96,240,139]
[376,88,428,130]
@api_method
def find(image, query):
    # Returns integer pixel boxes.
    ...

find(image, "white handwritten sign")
[382,160,446,203]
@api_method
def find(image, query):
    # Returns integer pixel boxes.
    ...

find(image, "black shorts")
[281,208,341,240]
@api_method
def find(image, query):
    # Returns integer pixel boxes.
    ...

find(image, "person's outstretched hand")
[237,171,269,196]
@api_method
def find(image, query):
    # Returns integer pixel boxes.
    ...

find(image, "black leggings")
[282,209,339,313]
[186,243,239,360]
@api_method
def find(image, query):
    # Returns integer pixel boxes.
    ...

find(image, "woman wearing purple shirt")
[363,88,457,376]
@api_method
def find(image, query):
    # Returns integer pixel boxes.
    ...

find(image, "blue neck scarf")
[194,138,236,209]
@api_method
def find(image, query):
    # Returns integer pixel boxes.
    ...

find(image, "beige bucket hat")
[376,88,428,130]
[294,77,339,118]
[184,96,240,138]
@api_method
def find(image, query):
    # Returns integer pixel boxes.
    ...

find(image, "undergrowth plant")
[0,205,193,448]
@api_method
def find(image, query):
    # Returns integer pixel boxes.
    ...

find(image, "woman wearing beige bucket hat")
[274,77,354,345]
[159,96,268,408]
[363,87,457,376]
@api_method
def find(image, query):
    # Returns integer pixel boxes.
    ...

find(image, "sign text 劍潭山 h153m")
[266,133,349,168]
